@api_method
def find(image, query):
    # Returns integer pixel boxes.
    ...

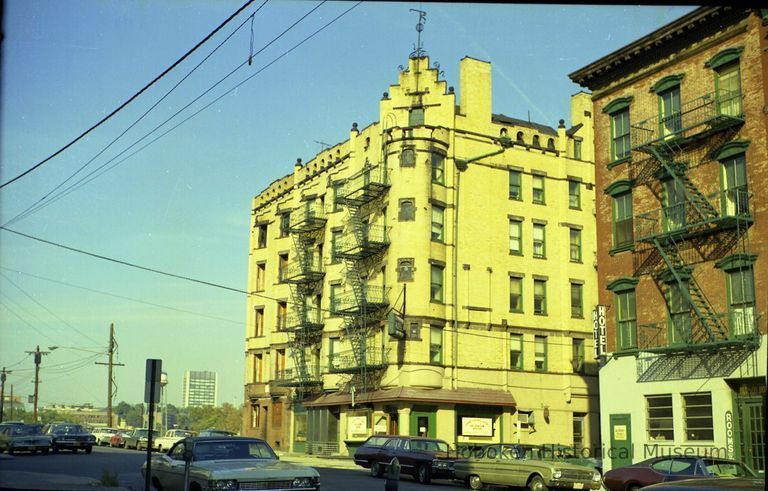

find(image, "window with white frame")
[646,394,674,441]
[683,393,713,441]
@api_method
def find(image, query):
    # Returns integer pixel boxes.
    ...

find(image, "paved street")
[0,446,468,491]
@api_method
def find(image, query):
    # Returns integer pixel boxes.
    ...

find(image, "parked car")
[142,436,320,491]
[353,435,455,484]
[0,423,52,455]
[42,423,96,454]
[123,428,160,450]
[92,427,121,446]
[154,429,196,452]
[540,443,603,475]
[642,477,766,490]
[109,430,127,448]
[452,442,602,491]
[603,456,758,491]
[197,428,236,437]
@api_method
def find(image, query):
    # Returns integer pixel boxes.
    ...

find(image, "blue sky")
[0,1,697,410]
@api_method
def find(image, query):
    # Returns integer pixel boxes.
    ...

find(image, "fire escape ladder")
[653,236,728,345]
[647,144,719,225]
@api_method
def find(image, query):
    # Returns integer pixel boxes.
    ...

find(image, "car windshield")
[193,441,276,461]
[703,460,756,477]
[54,424,85,434]
[12,425,43,436]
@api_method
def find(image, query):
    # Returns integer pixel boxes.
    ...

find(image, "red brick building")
[570,7,766,473]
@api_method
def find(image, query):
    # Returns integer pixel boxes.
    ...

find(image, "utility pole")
[96,323,124,427]
[25,346,50,422]
[0,367,10,423]
[9,385,14,420]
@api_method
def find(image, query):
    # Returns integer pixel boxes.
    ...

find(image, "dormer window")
[547,138,555,151]
[532,135,541,148]
[516,131,525,144]
[409,107,424,126]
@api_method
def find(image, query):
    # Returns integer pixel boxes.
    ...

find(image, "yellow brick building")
[243,54,600,457]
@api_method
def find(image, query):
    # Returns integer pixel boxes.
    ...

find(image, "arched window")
[532,135,541,148]
[547,138,555,150]
[516,131,525,144]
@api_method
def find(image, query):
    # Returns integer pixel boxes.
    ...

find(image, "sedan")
[0,424,52,455]
[124,428,160,450]
[142,436,320,491]
[642,477,766,490]
[42,423,96,453]
[603,456,758,491]
[109,431,127,448]
[92,427,121,446]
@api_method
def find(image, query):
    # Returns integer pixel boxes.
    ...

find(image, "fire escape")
[279,199,326,400]
[629,88,758,380]
[331,161,391,392]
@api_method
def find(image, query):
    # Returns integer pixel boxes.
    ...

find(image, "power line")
[1,271,102,345]
[0,0,259,191]
[2,0,271,228]
[7,0,342,225]
[1,267,242,325]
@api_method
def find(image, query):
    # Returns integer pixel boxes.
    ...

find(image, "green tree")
[124,403,144,428]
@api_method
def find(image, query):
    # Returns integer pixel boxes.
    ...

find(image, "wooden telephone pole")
[95,324,124,427]
[25,346,50,422]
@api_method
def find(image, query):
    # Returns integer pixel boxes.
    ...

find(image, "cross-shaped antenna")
[409,9,427,59]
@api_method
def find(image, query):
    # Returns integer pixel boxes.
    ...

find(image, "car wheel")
[7,448,13,456]
[370,461,384,478]
[468,475,483,490]
[52,444,59,454]
[85,446,92,454]
[415,464,431,484]
[42,448,49,455]
[152,477,164,491]
[528,475,549,491]
[628,486,641,491]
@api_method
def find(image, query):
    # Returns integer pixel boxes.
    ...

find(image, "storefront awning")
[302,386,515,408]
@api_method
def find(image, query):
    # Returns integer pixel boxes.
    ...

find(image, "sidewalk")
[279,451,360,471]
[0,471,132,491]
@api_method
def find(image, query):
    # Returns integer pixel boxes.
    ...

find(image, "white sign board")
[347,415,368,439]
[461,417,493,437]
[593,305,607,358]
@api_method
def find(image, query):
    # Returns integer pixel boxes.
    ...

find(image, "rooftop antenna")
[409,9,427,59]
[314,140,332,152]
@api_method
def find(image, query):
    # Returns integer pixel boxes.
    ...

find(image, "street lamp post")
[160,372,168,434]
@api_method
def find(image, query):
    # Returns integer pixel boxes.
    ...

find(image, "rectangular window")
[683,392,713,441]
[409,107,424,126]
[329,284,341,314]
[533,223,546,258]
[510,333,523,370]
[279,213,291,237]
[399,198,416,221]
[400,147,415,167]
[723,154,748,216]
[253,353,263,382]
[610,109,631,161]
[509,219,522,255]
[509,276,523,312]
[570,228,582,262]
[647,394,674,441]
[255,263,266,292]
[568,180,581,209]
[532,174,545,204]
[276,301,287,331]
[572,338,585,373]
[616,290,638,350]
[574,140,582,160]
[329,337,341,369]
[668,283,691,345]
[431,152,445,184]
[664,179,686,232]
[573,414,585,451]
[613,193,634,248]
[251,405,260,428]
[716,62,742,117]
[254,307,264,337]
[728,268,755,337]
[429,326,443,364]
[330,230,342,263]
[571,282,583,318]
[278,253,289,282]
[534,279,547,315]
[509,170,522,200]
[274,349,285,380]
[534,335,547,372]
[431,205,445,241]
[659,86,682,137]
[257,224,268,248]
[430,264,444,303]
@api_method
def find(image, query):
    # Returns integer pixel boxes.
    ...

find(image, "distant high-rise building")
[182,370,217,407]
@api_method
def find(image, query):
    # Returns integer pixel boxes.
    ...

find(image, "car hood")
[191,459,319,479]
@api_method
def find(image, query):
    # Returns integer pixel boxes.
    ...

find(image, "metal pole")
[0,367,7,423]
[25,346,49,422]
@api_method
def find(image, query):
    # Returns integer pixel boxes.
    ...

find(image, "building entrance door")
[737,395,765,474]
[609,413,633,470]
[410,407,436,438]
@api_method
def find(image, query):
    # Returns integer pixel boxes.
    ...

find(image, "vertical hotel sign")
[593,305,607,358]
